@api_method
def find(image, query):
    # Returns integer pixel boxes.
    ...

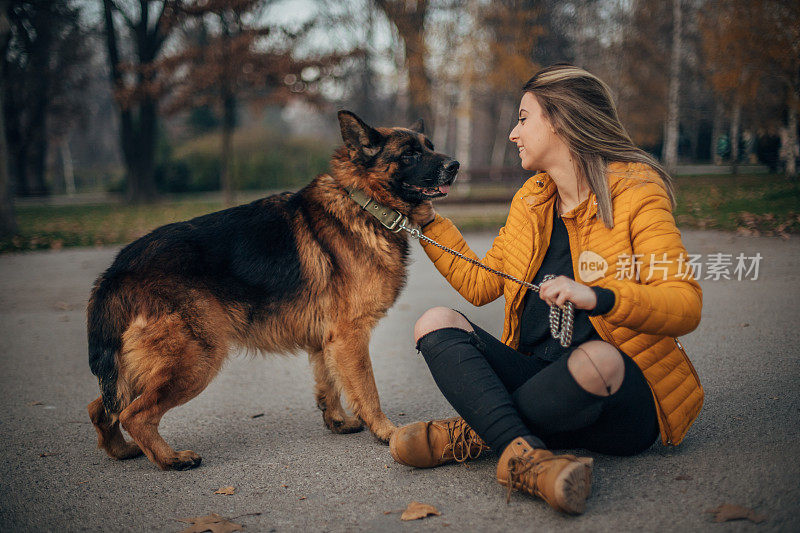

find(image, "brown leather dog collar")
[344,186,409,233]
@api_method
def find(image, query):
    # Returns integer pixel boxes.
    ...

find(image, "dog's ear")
[338,110,382,158]
[409,118,424,134]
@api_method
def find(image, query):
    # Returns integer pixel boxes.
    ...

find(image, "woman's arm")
[419,213,507,306]
[599,180,703,337]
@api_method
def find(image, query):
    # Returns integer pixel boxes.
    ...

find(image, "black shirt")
[518,202,615,361]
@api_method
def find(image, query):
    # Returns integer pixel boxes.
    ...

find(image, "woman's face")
[509,92,566,172]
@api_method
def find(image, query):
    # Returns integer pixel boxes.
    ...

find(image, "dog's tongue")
[438,185,450,194]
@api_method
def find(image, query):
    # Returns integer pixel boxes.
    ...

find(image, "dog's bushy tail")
[87,275,127,414]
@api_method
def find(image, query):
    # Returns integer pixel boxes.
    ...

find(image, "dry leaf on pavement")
[706,504,767,524]
[214,486,235,495]
[177,513,243,533]
[400,501,441,521]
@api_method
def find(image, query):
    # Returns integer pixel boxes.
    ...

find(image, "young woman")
[389,64,704,515]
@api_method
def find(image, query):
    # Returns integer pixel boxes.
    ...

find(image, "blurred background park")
[0,0,798,252]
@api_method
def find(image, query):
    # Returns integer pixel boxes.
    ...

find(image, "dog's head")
[333,110,459,211]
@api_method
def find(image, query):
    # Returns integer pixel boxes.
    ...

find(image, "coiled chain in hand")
[402,226,574,347]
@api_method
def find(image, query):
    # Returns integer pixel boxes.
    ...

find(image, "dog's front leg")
[323,324,395,442]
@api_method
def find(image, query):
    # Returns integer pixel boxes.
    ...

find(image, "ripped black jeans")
[416,315,659,456]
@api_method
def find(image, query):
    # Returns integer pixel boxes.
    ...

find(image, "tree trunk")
[730,100,741,174]
[375,0,432,126]
[220,94,235,207]
[454,0,476,192]
[490,97,515,179]
[102,0,161,203]
[61,138,75,195]
[405,29,432,127]
[454,69,471,187]
[786,89,798,179]
[0,0,16,237]
[711,99,723,165]
[431,81,450,153]
[663,0,682,173]
[26,96,49,196]
[357,2,377,124]
[0,92,14,237]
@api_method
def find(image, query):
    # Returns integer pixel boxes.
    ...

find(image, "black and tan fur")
[87,111,458,470]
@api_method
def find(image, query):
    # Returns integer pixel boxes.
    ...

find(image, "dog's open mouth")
[405,182,453,198]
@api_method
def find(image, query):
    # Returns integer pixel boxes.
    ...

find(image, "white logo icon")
[578,250,607,282]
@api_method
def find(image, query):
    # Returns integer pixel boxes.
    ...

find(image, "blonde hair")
[522,64,676,229]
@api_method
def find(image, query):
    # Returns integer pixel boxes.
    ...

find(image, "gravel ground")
[0,228,798,532]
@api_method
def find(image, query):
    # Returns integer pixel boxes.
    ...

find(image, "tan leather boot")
[389,417,489,468]
[496,437,593,514]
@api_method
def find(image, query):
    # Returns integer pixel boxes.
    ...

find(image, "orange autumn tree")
[480,0,543,172]
[700,0,799,176]
[615,0,672,150]
[162,0,360,205]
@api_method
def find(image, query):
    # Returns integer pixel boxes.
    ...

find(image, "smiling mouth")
[405,183,452,198]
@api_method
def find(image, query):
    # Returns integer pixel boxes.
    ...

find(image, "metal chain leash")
[402,225,574,348]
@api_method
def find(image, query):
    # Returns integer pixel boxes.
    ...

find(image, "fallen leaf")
[674,474,692,481]
[39,452,57,457]
[214,486,235,495]
[281,484,288,488]
[398,412,406,416]
[176,513,243,533]
[706,504,767,524]
[250,413,264,418]
[77,480,89,485]
[401,501,441,521]
[28,401,43,406]
[299,496,306,500]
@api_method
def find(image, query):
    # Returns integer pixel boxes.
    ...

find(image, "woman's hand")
[539,275,597,311]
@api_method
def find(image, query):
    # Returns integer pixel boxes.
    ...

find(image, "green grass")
[672,174,800,235]
[1,199,226,252]
[2,173,798,253]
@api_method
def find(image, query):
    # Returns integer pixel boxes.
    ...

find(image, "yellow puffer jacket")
[421,162,703,445]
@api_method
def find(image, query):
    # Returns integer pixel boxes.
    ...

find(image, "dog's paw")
[114,442,144,460]
[371,421,397,444]
[166,450,202,471]
[325,414,364,434]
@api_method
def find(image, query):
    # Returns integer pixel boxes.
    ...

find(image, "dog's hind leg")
[87,396,143,460]
[118,314,223,470]
[309,348,364,434]
[324,324,396,443]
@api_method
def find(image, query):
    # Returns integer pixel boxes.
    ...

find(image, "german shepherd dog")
[87,111,458,470]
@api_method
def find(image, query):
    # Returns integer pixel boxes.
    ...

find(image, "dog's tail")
[87,275,128,414]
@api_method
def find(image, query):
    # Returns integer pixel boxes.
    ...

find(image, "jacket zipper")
[568,214,676,445]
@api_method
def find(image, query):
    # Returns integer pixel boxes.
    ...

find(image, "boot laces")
[441,418,488,463]
[505,453,580,503]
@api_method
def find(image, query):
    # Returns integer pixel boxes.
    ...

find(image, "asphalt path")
[1,229,798,532]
